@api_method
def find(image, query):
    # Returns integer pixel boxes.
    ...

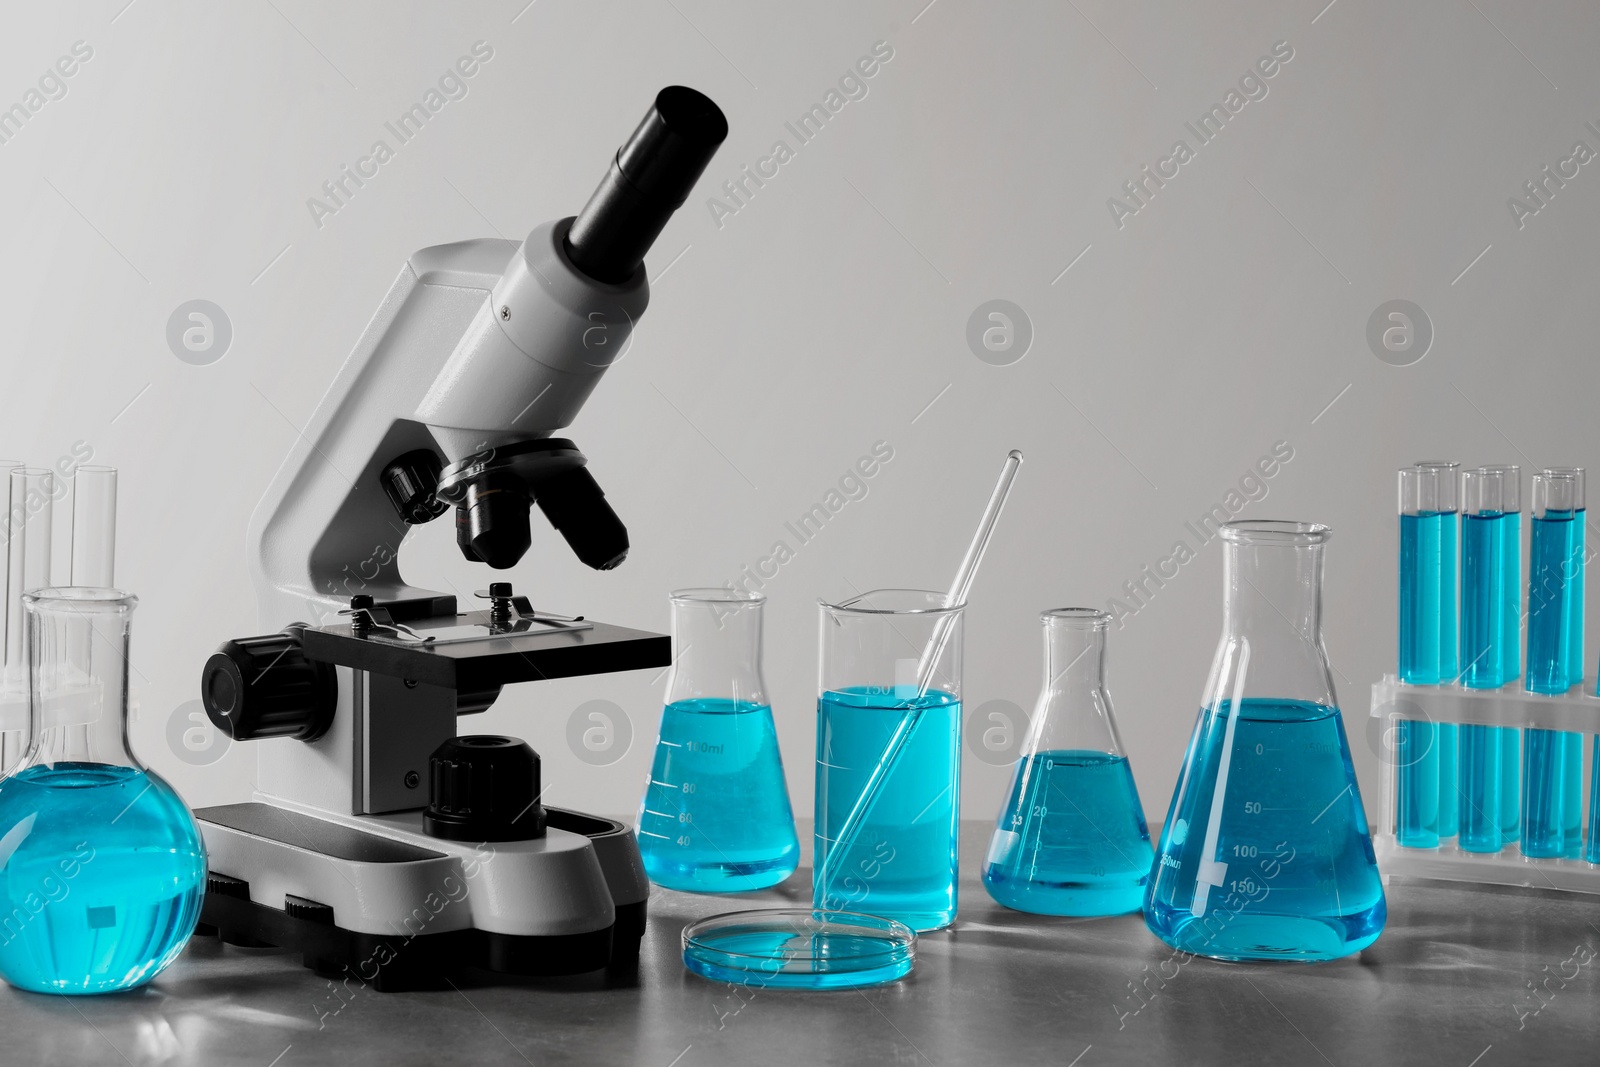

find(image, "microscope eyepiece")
[565,85,728,284]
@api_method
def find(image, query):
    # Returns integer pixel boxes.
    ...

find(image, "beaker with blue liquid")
[636,589,798,892]
[983,608,1152,916]
[814,589,963,932]
[1145,520,1385,962]
[0,588,206,994]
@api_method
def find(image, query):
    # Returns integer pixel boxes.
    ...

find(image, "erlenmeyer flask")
[983,608,1153,916]
[637,588,799,892]
[0,589,206,993]
[1144,520,1385,962]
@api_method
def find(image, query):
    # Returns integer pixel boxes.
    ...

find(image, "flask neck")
[23,588,141,773]
[1210,528,1337,709]
[1221,539,1323,644]
[1042,615,1107,704]
[1027,609,1126,758]
[666,592,767,706]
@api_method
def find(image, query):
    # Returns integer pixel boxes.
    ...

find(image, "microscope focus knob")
[424,736,546,842]
[202,629,337,743]
[381,449,450,526]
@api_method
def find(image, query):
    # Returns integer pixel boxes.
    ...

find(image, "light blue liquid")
[637,699,799,892]
[1398,511,1456,849]
[1501,512,1522,682]
[815,687,959,932]
[1459,512,1519,851]
[982,750,1153,917]
[1400,511,1458,684]
[1502,728,1521,843]
[1461,512,1510,687]
[1145,699,1385,962]
[1437,723,1458,840]
[1564,509,1585,684]
[1527,510,1578,695]
[1522,730,1582,859]
[0,764,205,994]
[1587,738,1600,864]
[1395,720,1440,848]
[1457,725,1504,853]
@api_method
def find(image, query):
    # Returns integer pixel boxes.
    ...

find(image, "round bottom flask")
[0,589,205,994]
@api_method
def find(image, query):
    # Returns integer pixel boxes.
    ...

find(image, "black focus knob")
[424,736,546,843]
[382,449,449,525]
[202,628,337,742]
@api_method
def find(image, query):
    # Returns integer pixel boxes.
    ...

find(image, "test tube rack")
[1369,675,1600,895]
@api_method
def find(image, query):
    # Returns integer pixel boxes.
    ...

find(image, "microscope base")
[192,801,649,990]
[195,879,646,992]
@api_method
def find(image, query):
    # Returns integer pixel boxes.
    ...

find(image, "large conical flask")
[0,589,206,993]
[983,608,1153,916]
[1144,521,1385,962]
[637,589,799,892]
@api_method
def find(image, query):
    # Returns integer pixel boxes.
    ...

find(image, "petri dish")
[681,908,915,990]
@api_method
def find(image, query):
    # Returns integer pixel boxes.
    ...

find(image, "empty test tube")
[2,468,50,774]
[1524,469,1584,858]
[1397,462,1459,848]
[69,466,116,586]
[1458,467,1517,853]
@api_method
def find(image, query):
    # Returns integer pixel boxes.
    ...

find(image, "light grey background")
[1,0,1594,830]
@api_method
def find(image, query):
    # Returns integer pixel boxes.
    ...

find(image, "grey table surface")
[3,822,1596,1067]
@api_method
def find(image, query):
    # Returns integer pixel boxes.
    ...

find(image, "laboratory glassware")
[983,608,1153,916]
[1458,467,1517,853]
[1396,462,1459,848]
[1524,470,1584,858]
[1145,520,1385,962]
[637,588,798,892]
[0,589,206,994]
[1482,465,1523,844]
[0,463,30,773]
[814,588,963,931]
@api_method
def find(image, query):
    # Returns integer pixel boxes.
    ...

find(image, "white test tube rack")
[1369,675,1600,895]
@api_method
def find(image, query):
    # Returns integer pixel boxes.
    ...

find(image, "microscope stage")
[301,610,669,690]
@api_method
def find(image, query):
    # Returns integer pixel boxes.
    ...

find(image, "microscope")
[193,87,727,990]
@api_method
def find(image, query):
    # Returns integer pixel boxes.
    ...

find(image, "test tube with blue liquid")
[1457,467,1518,853]
[1397,462,1458,848]
[1523,468,1583,859]
[1482,465,1522,845]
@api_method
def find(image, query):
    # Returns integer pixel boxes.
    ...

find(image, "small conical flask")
[1144,521,1385,962]
[982,608,1153,916]
[0,588,206,994]
[637,589,799,892]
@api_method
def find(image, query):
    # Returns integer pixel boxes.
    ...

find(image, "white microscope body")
[194,88,727,989]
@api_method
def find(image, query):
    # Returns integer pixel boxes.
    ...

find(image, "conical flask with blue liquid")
[983,608,1153,916]
[637,589,798,892]
[1145,520,1385,962]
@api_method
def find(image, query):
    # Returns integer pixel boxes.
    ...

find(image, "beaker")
[0,589,206,993]
[636,588,798,892]
[1144,520,1385,962]
[982,608,1153,916]
[814,589,962,932]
